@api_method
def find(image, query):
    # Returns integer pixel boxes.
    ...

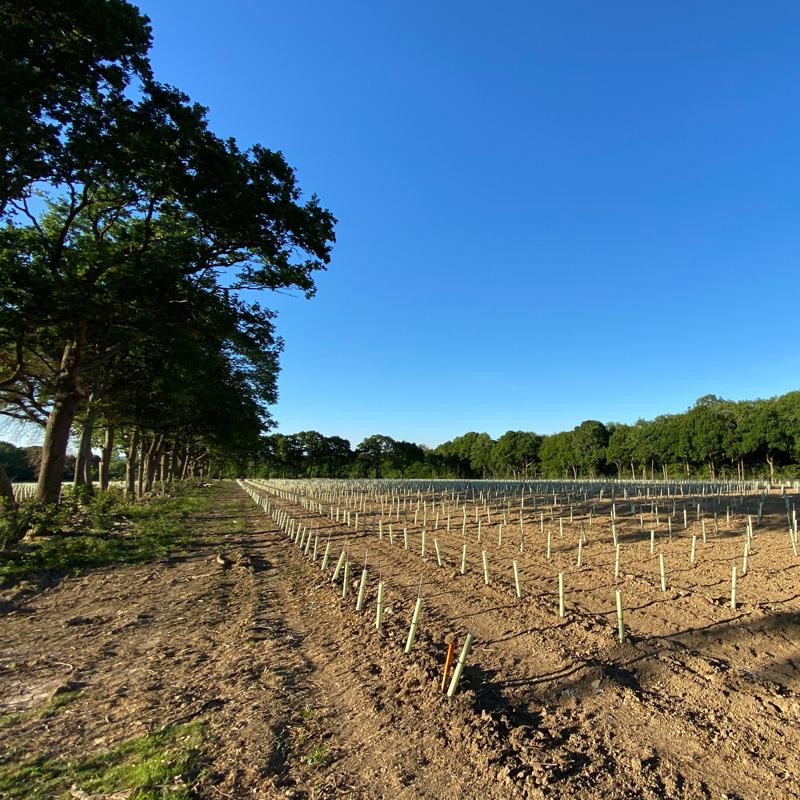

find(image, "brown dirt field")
[2,479,799,799]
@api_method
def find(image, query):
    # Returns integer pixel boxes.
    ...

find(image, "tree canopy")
[0,0,336,502]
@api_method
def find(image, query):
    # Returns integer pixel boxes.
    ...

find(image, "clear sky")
[140,1,800,448]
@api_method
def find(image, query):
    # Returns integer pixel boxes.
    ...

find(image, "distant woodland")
[252,393,800,482]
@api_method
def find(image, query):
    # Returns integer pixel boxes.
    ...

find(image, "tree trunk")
[125,428,139,498]
[153,451,162,487]
[0,461,16,508]
[74,403,99,488]
[766,454,774,477]
[160,449,171,488]
[137,436,147,497]
[37,387,83,503]
[176,444,189,480]
[100,422,115,491]
[144,435,164,493]
[36,333,86,504]
[73,364,103,488]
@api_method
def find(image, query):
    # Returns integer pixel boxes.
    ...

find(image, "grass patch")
[0,722,207,800]
[305,745,327,767]
[41,687,84,718]
[0,482,219,586]
[0,712,22,730]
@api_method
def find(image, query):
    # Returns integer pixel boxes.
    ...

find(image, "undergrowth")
[0,481,217,586]
[0,722,207,800]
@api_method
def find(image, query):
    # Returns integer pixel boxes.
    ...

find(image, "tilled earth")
[2,480,799,799]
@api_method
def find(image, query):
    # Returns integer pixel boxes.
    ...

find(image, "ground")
[1,479,799,799]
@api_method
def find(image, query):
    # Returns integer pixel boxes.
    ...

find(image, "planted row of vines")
[236,477,800,689]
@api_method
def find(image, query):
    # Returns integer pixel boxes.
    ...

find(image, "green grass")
[305,745,327,766]
[0,722,207,800]
[0,482,218,586]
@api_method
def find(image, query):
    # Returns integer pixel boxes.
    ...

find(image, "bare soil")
[2,480,799,799]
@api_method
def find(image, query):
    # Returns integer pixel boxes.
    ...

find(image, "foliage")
[0,0,152,213]
[0,1,336,502]
[245,388,800,481]
[0,481,213,585]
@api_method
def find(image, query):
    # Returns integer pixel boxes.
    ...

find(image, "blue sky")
[140,1,800,448]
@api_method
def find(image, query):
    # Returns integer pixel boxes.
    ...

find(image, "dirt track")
[2,480,799,799]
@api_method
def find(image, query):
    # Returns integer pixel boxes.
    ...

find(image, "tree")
[778,391,800,469]
[492,430,541,478]
[606,423,634,478]
[0,0,152,214]
[748,398,791,478]
[687,395,732,479]
[539,431,577,478]
[1,57,335,502]
[386,440,425,478]
[571,420,609,478]
[356,435,395,478]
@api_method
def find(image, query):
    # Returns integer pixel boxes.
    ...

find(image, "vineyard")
[235,477,800,798]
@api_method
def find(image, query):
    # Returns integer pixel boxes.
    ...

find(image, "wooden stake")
[441,642,456,691]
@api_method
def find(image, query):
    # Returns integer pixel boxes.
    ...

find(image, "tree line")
[0,1,335,504]
[255,392,800,481]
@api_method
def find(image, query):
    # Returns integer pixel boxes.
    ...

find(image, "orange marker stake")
[441,642,456,692]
